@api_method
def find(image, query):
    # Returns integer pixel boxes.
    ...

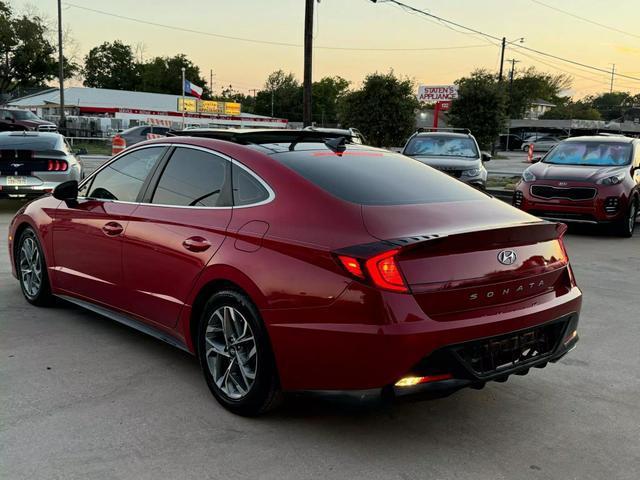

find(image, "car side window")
[232,163,270,206]
[85,147,165,202]
[152,147,231,207]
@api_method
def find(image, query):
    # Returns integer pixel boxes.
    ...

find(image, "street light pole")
[57,0,65,133]
[303,0,314,127]
[181,67,186,129]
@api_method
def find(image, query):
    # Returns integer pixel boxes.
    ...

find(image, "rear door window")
[152,147,231,207]
[232,163,271,206]
[272,148,486,205]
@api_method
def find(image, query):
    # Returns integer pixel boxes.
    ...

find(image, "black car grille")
[439,168,463,179]
[531,185,596,201]
[450,320,568,378]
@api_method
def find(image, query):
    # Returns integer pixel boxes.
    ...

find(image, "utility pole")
[505,59,520,151]
[57,0,65,133]
[271,89,275,118]
[498,37,506,82]
[210,69,214,97]
[610,64,616,93]
[303,0,314,126]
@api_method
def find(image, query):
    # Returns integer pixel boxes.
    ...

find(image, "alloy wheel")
[19,236,42,299]
[204,306,258,400]
[629,202,637,234]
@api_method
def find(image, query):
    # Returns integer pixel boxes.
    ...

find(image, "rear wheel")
[614,198,637,238]
[197,290,281,416]
[16,227,54,306]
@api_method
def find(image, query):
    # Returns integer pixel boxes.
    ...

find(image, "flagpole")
[181,67,186,129]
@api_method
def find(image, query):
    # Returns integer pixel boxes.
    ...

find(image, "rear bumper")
[265,282,582,391]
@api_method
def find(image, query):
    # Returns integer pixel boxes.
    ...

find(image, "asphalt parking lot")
[1,199,638,480]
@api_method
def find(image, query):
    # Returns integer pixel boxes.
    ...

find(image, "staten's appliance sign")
[417,85,458,103]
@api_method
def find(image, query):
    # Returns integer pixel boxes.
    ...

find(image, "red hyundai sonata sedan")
[8,132,581,415]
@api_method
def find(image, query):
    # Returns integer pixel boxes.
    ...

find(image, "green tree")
[540,100,601,120]
[254,70,302,121]
[312,76,349,125]
[140,54,210,98]
[0,1,76,94]
[338,71,418,147]
[508,67,571,118]
[83,41,141,90]
[586,91,633,121]
[448,69,507,150]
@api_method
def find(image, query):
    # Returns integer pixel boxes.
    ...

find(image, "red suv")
[514,136,640,237]
[8,131,581,415]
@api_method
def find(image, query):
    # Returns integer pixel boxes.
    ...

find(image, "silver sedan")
[0,132,83,199]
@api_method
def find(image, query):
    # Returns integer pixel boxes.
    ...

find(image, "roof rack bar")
[416,127,471,134]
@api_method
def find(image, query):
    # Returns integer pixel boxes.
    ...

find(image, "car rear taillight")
[556,223,577,286]
[337,255,365,279]
[365,249,408,293]
[336,249,409,293]
[47,159,68,171]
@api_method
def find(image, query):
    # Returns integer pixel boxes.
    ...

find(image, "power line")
[62,2,489,53]
[375,0,640,83]
[529,0,640,40]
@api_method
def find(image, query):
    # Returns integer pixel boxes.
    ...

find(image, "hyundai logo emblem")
[497,250,517,265]
[9,163,23,168]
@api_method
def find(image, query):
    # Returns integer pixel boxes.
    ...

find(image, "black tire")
[16,227,54,306]
[197,289,281,416]
[614,197,637,238]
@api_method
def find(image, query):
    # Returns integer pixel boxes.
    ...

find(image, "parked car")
[0,108,56,132]
[522,135,561,153]
[302,126,367,144]
[495,133,523,151]
[9,132,581,415]
[514,136,640,237]
[119,125,171,147]
[0,131,83,199]
[402,131,490,188]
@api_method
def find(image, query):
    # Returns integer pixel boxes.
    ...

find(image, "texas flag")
[184,79,203,99]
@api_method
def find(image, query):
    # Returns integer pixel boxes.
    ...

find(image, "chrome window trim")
[77,142,275,209]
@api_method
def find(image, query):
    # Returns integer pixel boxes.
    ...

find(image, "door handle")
[102,221,124,236]
[182,236,211,252]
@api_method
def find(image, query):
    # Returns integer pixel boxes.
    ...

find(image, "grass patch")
[70,140,111,155]
[486,175,520,191]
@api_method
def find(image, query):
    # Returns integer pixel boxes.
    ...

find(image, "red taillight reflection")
[365,249,409,293]
[337,255,365,279]
[47,160,68,172]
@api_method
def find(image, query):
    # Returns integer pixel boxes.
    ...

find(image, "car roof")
[564,135,635,144]
[413,132,471,139]
[0,131,61,139]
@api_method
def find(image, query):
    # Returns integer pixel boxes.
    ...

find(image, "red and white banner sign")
[417,85,458,103]
[146,118,172,127]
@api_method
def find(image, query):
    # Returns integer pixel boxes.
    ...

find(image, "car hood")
[529,162,629,182]
[408,155,480,170]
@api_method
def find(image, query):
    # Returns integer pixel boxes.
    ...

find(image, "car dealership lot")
[0,199,638,480]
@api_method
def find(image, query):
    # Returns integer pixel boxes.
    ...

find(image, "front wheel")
[614,198,637,238]
[197,290,281,416]
[16,227,54,306]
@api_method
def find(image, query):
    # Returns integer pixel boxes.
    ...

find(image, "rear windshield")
[272,149,486,205]
[544,141,632,166]
[404,136,478,158]
[0,134,60,151]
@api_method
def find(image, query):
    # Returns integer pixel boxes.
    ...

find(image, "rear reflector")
[395,373,453,387]
[337,255,365,279]
[365,249,408,293]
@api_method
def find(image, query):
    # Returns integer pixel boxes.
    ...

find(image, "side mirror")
[481,151,492,162]
[532,156,543,163]
[75,147,88,155]
[52,180,78,201]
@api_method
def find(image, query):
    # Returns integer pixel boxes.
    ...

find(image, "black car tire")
[614,197,638,238]
[16,227,54,306]
[197,289,281,416]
